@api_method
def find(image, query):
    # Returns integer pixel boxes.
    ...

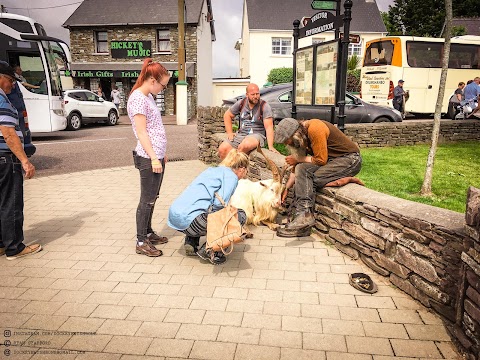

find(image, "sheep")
[230,147,287,231]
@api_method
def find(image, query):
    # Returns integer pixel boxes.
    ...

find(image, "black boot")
[184,236,199,256]
[276,211,315,238]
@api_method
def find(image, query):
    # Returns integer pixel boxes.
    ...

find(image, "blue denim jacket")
[168,166,239,231]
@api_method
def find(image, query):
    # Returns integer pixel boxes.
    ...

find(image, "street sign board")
[299,11,339,39]
[311,0,336,10]
[340,33,361,43]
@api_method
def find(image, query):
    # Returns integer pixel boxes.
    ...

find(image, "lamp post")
[336,0,352,132]
[291,19,300,119]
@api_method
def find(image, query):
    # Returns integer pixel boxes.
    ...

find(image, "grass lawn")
[357,141,480,213]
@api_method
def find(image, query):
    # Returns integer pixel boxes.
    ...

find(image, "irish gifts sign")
[110,41,151,58]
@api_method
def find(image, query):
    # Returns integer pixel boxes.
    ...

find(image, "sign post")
[336,0,353,133]
[292,0,353,132]
[291,19,300,120]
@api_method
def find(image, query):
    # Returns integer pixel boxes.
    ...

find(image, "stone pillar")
[197,106,226,163]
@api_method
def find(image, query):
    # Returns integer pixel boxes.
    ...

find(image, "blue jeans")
[0,154,26,256]
[133,151,165,242]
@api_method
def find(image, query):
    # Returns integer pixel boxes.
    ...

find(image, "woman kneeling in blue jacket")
[168,149,249,265]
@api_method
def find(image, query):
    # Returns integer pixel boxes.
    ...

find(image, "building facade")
[236,0,387,86]
[63,0,215,117]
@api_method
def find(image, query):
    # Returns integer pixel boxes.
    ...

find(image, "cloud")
[2,0,81,43]
[211,0,243,78]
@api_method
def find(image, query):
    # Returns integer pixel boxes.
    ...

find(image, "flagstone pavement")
[0,160,462,360]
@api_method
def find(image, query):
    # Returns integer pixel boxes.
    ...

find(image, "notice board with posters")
[295,47,314,105]
[294,39,339,107]
[315,41,338,105]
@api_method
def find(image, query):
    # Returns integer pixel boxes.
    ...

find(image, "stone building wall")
[69,26,198,117]
[197,106,480,359]
[70,26,197,63]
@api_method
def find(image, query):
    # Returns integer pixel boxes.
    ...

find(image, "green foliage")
[357,142,480,213]
[273,143,288,155]
[347,54,361,71]
[452,25,466,36]
[347,69,361,92]
[267,67,293,85]
[386,0,480,37]
[381,11,397,35]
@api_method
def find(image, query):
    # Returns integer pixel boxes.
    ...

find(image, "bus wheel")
[373,117,391,123]
[67,113,82,131]
[106,110,118,126]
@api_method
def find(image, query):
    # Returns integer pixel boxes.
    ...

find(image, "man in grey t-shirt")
[218,83,279,160]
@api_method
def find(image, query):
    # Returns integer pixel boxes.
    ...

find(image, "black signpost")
[292,0,353,132]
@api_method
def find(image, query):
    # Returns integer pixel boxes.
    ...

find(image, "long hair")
[130,58,169,95]
[219,149,249,170]
[287,121,311,157]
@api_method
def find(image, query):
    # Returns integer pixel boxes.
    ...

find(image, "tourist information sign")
[298,11,340,39]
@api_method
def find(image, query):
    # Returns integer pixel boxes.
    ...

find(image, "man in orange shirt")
[274,118,362,237]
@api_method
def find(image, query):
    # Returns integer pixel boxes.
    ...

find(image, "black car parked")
[223,83,403,124]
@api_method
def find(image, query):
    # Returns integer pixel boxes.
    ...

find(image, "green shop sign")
[72,70,141,78]
[110,41,151,58]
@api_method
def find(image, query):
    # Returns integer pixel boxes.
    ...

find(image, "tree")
[421,0,452,196]
[386,0,478,37]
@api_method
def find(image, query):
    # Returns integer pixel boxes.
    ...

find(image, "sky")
[3,0,394,78]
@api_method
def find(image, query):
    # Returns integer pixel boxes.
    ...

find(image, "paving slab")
[0,160,462,359]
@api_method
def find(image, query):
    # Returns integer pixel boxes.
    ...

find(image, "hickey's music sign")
[110,41,151,58]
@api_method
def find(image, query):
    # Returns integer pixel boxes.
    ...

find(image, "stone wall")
[454,188,480,359]
[197,106,480,359]
[344,120,480,147]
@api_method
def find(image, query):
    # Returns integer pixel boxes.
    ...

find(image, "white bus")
[360,35,480,116]
[0,13,67,132]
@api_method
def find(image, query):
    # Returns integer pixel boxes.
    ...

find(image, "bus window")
[16,54,48,94]
[449,44,480,69]
[364,40,394,66]
[42,41,63,97]
[406,42,442,68]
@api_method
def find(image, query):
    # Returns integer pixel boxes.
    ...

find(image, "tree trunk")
[420,0,452,196]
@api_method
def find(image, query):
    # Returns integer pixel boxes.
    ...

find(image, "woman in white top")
[127,58,170,257]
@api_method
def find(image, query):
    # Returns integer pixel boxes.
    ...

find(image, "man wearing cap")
[218,83,279,160]
[0,62,41,260]
[274,118,362,237]
[393,79,407,113]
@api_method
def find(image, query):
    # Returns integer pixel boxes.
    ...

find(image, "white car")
[63,89,119,130]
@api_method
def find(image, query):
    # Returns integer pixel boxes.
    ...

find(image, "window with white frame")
[95,31,108,53]
[272,37,292,55]
[348,41,363,56]
[157,29,171,52]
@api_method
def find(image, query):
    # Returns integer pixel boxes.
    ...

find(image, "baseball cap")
[0,62,15,79]
[398,79,404,83]
[274,118,300,144]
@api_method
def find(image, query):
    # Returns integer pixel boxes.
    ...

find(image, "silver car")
[223,83,403,124]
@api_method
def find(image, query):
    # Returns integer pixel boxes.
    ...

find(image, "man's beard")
[286,144,306,160]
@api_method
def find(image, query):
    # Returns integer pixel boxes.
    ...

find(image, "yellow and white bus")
[360,35,480,116]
